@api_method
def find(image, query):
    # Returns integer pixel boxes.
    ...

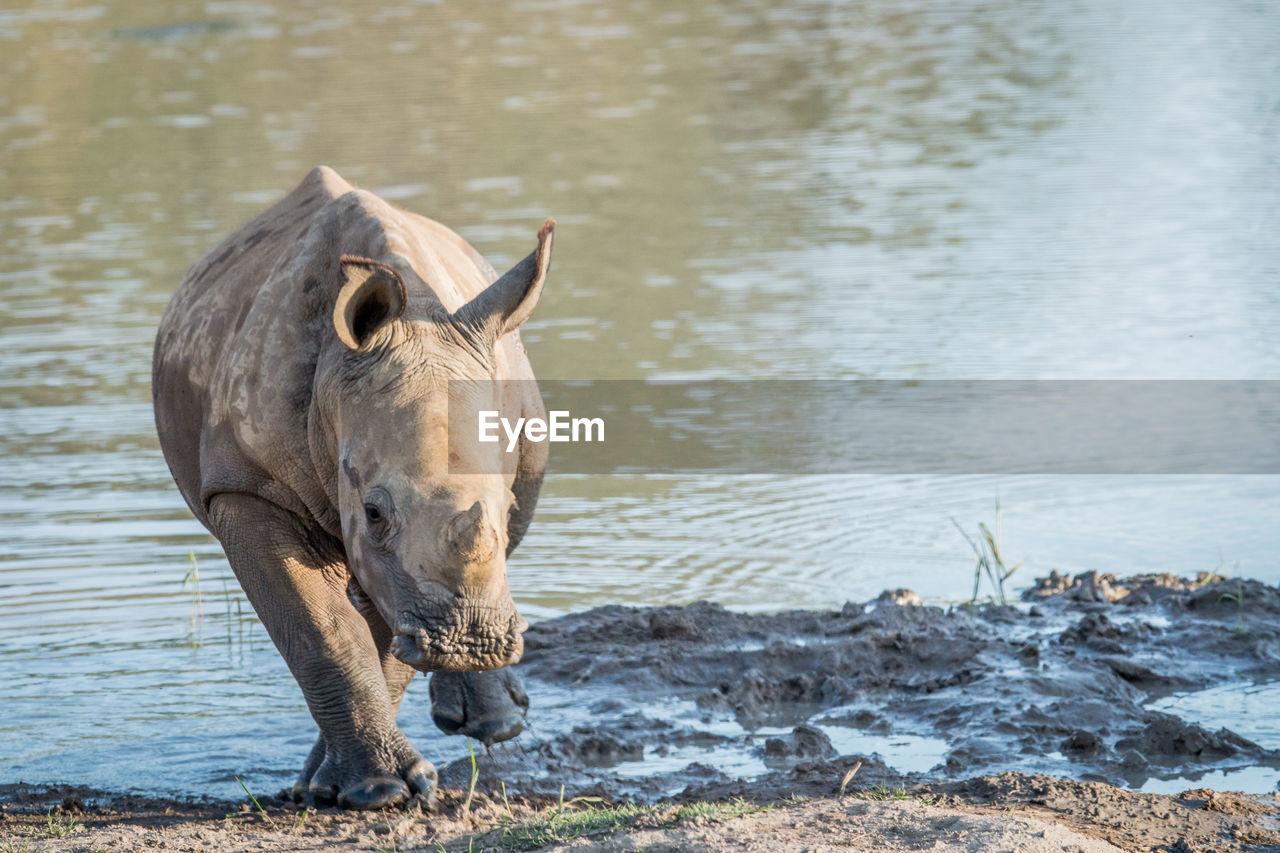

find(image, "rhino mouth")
[392,605,527,672]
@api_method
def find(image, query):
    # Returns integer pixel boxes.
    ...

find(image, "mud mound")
[926,772,1280,852]
[436,572,1280,803]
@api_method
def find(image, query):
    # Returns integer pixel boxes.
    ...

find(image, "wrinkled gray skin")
[152,167,549,809]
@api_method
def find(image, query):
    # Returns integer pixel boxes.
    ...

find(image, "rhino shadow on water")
[153,167,549,809]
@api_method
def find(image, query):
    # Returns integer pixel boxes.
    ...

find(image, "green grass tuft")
[477,796,771,851]
[858,783,913,801]
[0,840,44,853]
[0,809,86,851]
[952,501,1023,605]
[665,798,769,826]
[464,738,479,813]
[235,776,277,831]
[39,809,84,839]
[495,802,649,850]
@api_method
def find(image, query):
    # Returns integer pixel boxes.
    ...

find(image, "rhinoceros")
[152,166,550,809]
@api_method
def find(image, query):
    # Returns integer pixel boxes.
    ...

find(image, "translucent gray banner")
[446,381,1280,474]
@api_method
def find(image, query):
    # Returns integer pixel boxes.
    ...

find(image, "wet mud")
[437,571,1280,802]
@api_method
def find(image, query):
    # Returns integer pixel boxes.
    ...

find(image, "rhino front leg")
[291,654,419,802]
[346,576,419,714]
[209,493,435,810]
[291,580,425,800]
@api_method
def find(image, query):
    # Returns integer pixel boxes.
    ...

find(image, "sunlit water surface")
[1,0,1278,797]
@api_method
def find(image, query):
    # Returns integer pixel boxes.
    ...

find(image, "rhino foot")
[429,667,529,746]
[288,731,436,810]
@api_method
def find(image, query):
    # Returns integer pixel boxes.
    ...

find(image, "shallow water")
[1149,681,1280,754]
[1139,767,1280,798]
[1137,682,1280,794]
[1,0,1279,797]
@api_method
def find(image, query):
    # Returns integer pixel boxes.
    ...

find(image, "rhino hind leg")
[429,668,529,746]
[288,735,327,802]
[209,493,435,810]
[346,575,419,712]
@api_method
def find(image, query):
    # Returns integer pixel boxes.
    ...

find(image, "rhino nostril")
[390,634,421,664]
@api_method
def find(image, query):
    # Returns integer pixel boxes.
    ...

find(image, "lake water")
[1,0,1278,797]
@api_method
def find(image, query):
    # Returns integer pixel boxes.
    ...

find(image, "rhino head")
[321,220,553,673]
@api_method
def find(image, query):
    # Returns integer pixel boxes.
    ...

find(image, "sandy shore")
[2,773,1278,851]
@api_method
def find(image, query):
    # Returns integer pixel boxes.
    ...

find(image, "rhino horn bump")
[447,500,497,561]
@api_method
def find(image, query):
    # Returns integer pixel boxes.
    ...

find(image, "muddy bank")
[433,571,1280,802]
[4,572,1280,851]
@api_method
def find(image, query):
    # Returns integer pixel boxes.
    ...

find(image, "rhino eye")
[362,489,393,539]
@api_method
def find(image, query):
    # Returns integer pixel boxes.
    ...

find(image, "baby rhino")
[153,167,549,809]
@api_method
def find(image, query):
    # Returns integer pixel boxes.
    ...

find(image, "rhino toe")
[336,775,410,810]
[405,758,438,797]
[303,732,435,810]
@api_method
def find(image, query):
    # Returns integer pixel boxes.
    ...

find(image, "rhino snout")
[392,604,527,672]
[430,669,529,746]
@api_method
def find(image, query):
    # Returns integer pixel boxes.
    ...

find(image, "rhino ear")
[334,256,407,349]
[453,219,554,345]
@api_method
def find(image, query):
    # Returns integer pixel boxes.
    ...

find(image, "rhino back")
[153,167,539,537]
[153,166,355,522]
